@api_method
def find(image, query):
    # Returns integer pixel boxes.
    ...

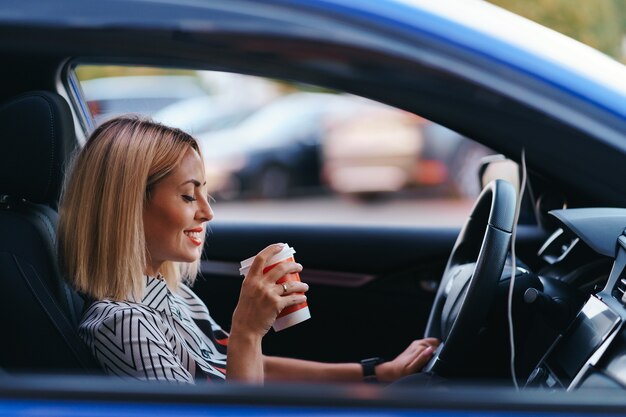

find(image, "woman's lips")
[184,227,204,246]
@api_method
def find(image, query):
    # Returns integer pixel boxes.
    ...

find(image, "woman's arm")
[264,356,361,382]
[226,243,437,384]
[226,331,264,383]
[263,338,439,383]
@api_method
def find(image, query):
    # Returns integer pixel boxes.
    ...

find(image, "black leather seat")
[0,91,101,373]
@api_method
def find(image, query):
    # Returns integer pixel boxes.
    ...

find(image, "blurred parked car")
[321,107,424,198]
[198,92,375,199]
[322,110,494,200]
[152,95,260,136]
[419,122,495,198]
[81,75,208,122]
[152,73,282,135]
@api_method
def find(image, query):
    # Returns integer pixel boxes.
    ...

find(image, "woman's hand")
[231,243,308,338]
[228,243,308,383]
[375,338,440,382]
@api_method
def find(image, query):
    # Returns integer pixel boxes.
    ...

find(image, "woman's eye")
[181,195,197,203]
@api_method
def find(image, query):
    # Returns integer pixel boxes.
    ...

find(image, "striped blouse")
[79,276,228,383]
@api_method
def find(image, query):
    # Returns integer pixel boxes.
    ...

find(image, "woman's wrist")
[374,361,394,382]
[228,325,264,346]
[226,328,264,383]
[230,305,271,339]
[360,357,389,383]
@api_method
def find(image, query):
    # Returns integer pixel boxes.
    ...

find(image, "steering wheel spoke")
[441,262,476,335]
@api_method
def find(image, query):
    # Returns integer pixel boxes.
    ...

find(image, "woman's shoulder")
[81,299,160,326]
[85,299,139,312]
[78,299,174,353]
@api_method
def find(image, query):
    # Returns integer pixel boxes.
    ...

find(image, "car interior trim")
[201,260,376,288]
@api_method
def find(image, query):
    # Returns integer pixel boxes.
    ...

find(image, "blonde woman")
[58,116,438,384]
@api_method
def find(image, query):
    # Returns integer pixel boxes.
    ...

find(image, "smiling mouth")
[184,228,203,246]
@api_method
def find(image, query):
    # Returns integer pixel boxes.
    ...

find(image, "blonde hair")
[58,116,203,301]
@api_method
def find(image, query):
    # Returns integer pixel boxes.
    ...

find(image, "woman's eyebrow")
[181,179,207,187]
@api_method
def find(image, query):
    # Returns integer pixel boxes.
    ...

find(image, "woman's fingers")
[246,243,285,278]
[275,280,309,296]
[407,345,435,373]
[233,244,307,337]
[264,261,303,284]
[419,338,440,348]
[278,293,308,310]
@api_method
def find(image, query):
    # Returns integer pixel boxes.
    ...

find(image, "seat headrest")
[0,91,76,205]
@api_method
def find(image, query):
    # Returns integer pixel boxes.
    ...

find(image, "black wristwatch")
[360,357,384,383]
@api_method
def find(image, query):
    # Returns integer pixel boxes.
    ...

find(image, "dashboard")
[526,208,626,390]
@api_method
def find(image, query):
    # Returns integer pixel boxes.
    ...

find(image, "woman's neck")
[144,263,162,278]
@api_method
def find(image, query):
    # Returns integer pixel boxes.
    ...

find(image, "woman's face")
[143,148,213,275]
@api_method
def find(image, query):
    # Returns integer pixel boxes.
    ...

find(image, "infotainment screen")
[545,296,621,387]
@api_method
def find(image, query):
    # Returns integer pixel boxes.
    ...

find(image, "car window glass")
[74,64,496,227]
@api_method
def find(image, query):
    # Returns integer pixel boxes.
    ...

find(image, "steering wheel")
[423,179,516,376]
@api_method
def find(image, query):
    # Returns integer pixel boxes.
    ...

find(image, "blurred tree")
[75,65,195,81]
[489,0,625,61]
[613,0,626,59]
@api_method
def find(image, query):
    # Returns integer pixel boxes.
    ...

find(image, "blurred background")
[490,0,626,62]
[75,0,626,227]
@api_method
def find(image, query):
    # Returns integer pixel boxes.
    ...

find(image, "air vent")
[537,228,579,264]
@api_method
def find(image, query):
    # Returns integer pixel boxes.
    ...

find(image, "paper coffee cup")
[240,244,311,331]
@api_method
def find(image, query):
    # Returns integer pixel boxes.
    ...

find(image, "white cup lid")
[239,244,296,276]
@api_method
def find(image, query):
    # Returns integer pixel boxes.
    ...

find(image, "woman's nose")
[196,195,214,222]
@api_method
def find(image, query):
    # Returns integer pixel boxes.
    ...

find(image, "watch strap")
[360,357,383,382]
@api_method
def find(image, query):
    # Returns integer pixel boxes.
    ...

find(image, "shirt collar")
[140,275,171,312]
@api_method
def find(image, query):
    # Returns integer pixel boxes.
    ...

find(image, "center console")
[527,233,626,390]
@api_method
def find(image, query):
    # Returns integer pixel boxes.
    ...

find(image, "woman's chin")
[169,251,201,264]
[183,254,200,263]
